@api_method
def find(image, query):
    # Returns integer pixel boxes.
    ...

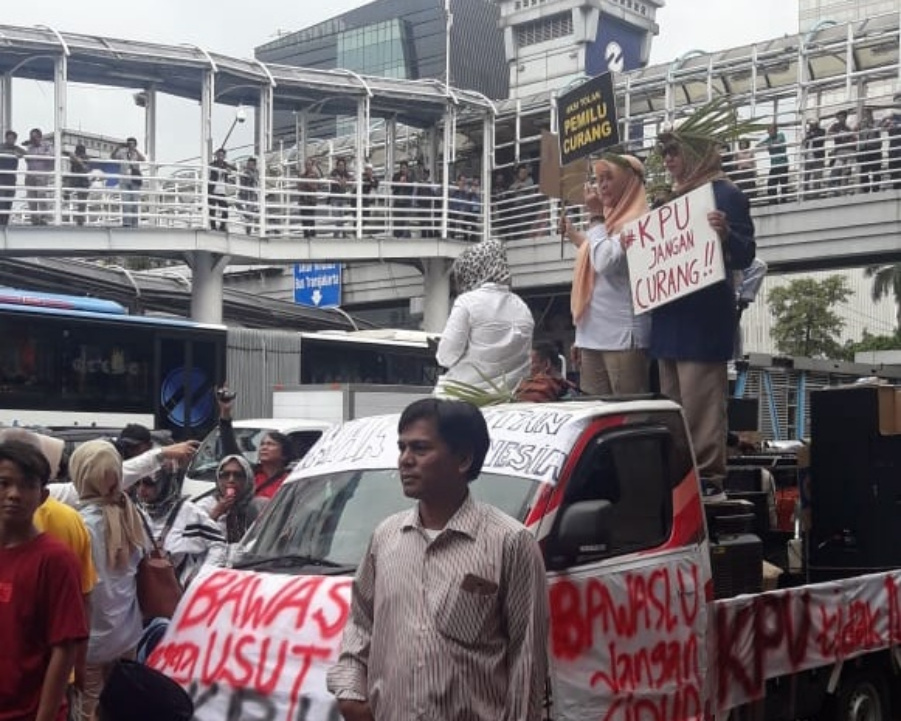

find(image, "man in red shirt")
[0,440,89,721]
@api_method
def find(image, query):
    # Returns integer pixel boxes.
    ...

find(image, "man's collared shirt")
[327,493,549,721]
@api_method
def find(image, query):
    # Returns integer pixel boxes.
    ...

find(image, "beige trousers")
[80,648,135,721]
[658,359,728,491]
[579,348,650,396]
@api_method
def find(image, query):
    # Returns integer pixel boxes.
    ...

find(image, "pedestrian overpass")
[0,15,898,326]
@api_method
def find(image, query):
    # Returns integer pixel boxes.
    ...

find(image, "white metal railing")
[2,112,900,240]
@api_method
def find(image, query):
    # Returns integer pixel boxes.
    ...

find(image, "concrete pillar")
[440,105,453,238]
[189,251,229,324]
[422,257,452,333]
[52,54,67,225]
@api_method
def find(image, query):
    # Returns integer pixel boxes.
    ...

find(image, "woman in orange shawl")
[564,154,650,395]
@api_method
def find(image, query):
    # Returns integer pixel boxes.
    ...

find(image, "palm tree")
[864,263,901,332]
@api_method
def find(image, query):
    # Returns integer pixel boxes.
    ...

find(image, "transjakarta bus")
[0,289,440,432]
[0,288,225,436]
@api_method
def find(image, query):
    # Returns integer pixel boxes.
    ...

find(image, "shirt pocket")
[435,574,501,646]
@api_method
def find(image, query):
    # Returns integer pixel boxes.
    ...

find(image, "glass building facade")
[337,19,413,80]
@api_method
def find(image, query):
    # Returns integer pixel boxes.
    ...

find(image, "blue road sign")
[293,263,342,308]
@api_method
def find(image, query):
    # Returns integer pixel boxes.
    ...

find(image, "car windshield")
[238,469,541,569]
[186,427,273,482]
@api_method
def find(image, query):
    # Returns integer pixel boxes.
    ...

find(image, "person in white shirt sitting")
[434,239,534,396]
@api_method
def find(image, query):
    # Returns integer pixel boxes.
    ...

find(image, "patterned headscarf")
[452,239,511,294]
[216,454,260,543]
[70,439,147,570]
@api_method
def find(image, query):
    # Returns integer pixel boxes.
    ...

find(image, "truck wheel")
[830,672,888,721]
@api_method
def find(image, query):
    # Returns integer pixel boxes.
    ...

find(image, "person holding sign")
[564,155,651,396]
[650,114,756,502]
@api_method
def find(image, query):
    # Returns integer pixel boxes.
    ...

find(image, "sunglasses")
[217,470,246,481]
[660,143,681,159]
[137,477,158,486]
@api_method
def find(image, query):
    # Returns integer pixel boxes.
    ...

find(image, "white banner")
[713,569,901,712]
[549,551,711,721]
[291,406,590,485]
[149,567,351,721]
[622,183,725,315]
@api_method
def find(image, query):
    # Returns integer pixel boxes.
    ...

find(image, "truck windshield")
[239,469,541,569]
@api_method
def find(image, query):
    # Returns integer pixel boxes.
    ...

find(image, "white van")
[180,418,332,500]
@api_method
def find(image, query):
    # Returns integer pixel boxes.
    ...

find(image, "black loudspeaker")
[809,386,901,581]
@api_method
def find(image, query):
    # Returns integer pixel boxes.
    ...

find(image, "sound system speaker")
[809,385,901,581]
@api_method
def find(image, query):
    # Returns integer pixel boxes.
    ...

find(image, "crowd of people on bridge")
[722,107,901,203]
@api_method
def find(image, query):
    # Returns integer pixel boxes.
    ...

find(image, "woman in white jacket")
[134,462,225,587]
[434,239,534,396]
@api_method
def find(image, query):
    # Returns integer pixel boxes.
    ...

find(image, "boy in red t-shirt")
[0,440,89,721]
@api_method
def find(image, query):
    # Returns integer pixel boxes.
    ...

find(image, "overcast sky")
[0,0,798,162]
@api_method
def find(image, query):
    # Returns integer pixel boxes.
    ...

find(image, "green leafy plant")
[439,374,518,407]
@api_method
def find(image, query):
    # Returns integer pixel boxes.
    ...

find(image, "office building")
[255,0,508,141]
[496,0,664,98]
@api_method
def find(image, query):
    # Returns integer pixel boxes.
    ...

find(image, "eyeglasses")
[217,470,246,481]
[660,143,681,159]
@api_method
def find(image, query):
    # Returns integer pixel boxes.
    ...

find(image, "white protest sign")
[621,183,724,315]
[149,567,352,721]
[290,407,591,485]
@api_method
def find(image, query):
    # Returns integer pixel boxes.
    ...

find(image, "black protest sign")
[556,73,620,165]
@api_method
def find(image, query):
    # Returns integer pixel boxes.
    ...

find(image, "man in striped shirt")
[327,398,550,721]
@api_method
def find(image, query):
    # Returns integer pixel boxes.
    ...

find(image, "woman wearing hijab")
[564,154,651,395]
[195,454,266,545]
[134,462,225,587]
[651,108,756,502]
[70,440,147,721]
[434,239,535,396]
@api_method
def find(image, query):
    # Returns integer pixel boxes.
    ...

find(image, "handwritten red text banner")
[714,569,901,712]
[622,183,724,315]
[149,567,351,721]
[548,552,710,721]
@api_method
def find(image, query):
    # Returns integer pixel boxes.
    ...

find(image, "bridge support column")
[422,257,452,333]
[187,251,229,324]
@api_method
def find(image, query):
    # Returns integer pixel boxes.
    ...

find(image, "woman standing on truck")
[434,239,534,396]
[215,390,295,499]
[651,105,756,502]
[563,154,651,396]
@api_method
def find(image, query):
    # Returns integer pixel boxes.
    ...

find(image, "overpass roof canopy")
[483,12,899,124]
[0,24,493,128]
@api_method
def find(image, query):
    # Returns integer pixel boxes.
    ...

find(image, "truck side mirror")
[556,499,613,560]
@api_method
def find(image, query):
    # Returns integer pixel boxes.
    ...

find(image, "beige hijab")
[571,155,647,322]
[70,439,146,570]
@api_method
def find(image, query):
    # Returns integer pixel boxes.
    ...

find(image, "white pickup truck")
[152,399,901,721]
